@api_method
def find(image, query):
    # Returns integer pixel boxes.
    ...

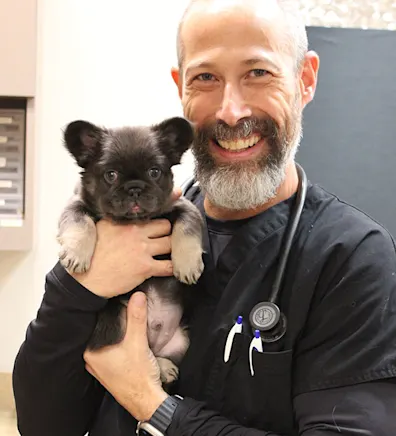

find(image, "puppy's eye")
[148,167,161,180]
[104,170,118,183]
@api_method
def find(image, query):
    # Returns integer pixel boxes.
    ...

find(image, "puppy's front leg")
[57,196,97,274]
[171,197,204,285]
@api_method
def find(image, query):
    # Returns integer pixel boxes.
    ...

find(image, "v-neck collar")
[195,192,298,299]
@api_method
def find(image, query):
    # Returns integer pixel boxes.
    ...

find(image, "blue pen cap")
[237,315,243,324]
[254,330,260,339]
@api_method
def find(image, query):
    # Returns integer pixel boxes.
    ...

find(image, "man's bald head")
[176,0,308,72]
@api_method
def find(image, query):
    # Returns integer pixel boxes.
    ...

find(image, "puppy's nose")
[128,187,142,198]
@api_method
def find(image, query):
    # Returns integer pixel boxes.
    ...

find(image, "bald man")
[13,1,396,435]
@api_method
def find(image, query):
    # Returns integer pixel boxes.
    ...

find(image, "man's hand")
[83,291,169,421]
[71,187,182,298]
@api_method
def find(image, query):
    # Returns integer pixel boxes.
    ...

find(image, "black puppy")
[57,116,204,384]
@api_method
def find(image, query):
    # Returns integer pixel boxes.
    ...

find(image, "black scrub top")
[168,181,396,434]
[12,180,396,436]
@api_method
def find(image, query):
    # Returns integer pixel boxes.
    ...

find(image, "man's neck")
[203,161,299,221]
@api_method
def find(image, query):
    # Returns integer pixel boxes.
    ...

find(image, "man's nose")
[216,83,252,126]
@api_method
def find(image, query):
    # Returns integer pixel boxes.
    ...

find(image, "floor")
[0,411,18,435]
[0,372,18,435]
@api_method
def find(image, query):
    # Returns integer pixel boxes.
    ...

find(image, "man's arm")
[13,262,107,436]
[167,380,396,435]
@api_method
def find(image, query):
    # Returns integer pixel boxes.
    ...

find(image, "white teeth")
[217,135,261,151]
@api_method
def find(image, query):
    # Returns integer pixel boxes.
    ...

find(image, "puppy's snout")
[128,187,142,198]
[124,181,145,198]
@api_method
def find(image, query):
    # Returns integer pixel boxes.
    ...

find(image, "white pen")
[224,315,243,363]
[249,330,263,376]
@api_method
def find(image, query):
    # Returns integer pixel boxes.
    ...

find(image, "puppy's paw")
[59,247,92,273]
[157,357,179,385]
[57,217,97,274]
[172,235,204,285]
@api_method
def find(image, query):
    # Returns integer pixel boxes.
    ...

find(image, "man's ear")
[300,51,320,108]
[171,67,183,99]
[153,116,195,166]
[63,120,105,168]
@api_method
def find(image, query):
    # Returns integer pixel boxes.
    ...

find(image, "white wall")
[0,0,194,373]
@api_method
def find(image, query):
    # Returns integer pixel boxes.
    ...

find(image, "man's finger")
[144,219,172,239]
[171,187,182,202]
[85,363,94,375]
[125,291,148,342]
[148,236,172,256]
[150,259,173,277]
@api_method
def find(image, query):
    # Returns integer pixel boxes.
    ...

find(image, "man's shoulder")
[296,182,396,304]
[294,184,396,394]
[306,182,395,249]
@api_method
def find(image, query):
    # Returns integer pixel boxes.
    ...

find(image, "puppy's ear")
[63,120,105,168]
[153,117,195,166]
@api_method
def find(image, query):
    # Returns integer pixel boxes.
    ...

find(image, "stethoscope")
[181,162,308,375]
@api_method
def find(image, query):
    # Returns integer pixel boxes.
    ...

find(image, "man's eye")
[249,69,268,77]
[196,73,215,81]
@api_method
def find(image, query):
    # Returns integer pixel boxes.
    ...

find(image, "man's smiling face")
[172,0,319,211]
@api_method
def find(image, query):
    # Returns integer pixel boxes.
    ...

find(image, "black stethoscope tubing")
[269,162,307,304]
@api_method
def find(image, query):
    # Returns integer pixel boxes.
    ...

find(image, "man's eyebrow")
[185,61,216,74]
[242,57,280,73]
[185,57,280,75]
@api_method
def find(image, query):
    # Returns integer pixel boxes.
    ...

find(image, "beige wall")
[0,0,395,376]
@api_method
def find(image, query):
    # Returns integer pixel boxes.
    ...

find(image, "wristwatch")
[135,395,183,436]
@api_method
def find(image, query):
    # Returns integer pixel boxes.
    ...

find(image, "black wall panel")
[299,26,396,237]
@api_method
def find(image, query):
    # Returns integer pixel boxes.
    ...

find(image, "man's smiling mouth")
[215,134,261,152]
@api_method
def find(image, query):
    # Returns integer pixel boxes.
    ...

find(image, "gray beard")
[193,123,302,211]
[195,159,287,210]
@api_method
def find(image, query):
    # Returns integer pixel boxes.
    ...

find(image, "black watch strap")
[136,395,183,435]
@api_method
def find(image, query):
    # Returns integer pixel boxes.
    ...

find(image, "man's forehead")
[181,0,286,68]
[181,0,282,37]
[181,0,289,68]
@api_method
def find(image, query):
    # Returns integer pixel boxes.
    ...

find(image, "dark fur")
[57,117,204,384]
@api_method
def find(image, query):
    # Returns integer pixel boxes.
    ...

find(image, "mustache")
[195,116,279,142]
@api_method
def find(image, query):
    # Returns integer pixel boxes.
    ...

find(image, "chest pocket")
[205,330,296,435]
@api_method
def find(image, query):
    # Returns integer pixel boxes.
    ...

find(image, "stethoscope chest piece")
[249,302,287,343]
[249,302,280,331]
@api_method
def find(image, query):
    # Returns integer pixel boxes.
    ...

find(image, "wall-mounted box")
[0,97,34,251]
[0,0,37,97]
[0,100,26,225]
[0,0,36,251]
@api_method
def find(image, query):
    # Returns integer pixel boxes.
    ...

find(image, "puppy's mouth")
[123,202,149,219]
[130,204,142,213]
[110,208,151,222]
[109,200,157,222]
[214,134,261,152]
